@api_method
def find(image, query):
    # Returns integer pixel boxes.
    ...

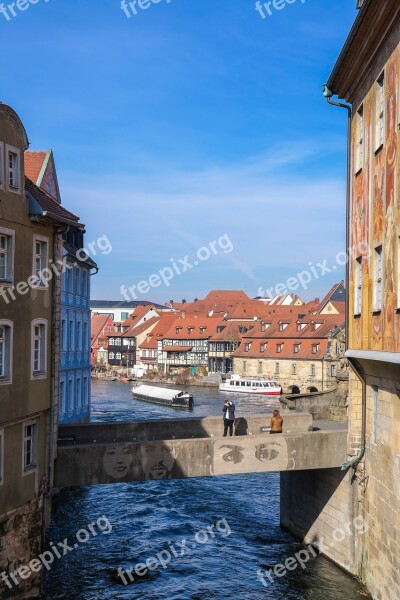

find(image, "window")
[330,365,337,377]
[243,361,247,374]
[109,352,115,360]
[310,364,316,377]
[372,386,379,444]
[279,323,288,332]
[6,145,20,191]
[312,344,319,355]
[0,321,12,383]
[109,338,115,346]
[292,363,297,375]
[276,343,283,353]
[260,343,267,352]
[0,429,3,485]
[61,319,66,350]
[75,268,80,295]
[261,323,270,332]
[0,228,14,283]
[82,271,88,297]
[60,381,66,414]
[116,353,122,360]
[33,236,49,287]
[69,321,74,350]
[354,257,363,315]
[83,322,88,351]
[77,321,81,350]
[83,376,89,408]
[294,344,300,354]
[23,421,38,473]
[375,74,385,150]
[356,105,364,172]
[121,312,129,321]
[258,361,263,375]
[373,246,383,311]
[31,320,47,377]
[76,378,81,409]
[245,343,251,352]
[275,362,280,375]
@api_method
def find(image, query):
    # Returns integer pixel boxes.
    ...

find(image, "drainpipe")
[323,85,366,472]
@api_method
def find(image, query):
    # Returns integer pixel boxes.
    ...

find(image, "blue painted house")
[26,150,97,424]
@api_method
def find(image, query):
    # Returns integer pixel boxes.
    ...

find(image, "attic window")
[294,344,300,354]
[245,343,252,352]
[261,323,270,332]
[175,327,181,334]
[279,322,289,332]
[260,343,267,352]
[217,326,224,333]
[187,327,194,334]
[200,327,206,334]
[277,343,283,353]
[312,344,320,355]
[297,322,307,332]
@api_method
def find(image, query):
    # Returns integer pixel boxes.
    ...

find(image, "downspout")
[323,85,366,472]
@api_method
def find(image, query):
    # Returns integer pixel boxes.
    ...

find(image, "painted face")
[103,446,133,479]
[214,438,289,475]
[140,443,177,480]
[255,442,283,462]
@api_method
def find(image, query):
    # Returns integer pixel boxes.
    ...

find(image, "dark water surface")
[42,381,370,599]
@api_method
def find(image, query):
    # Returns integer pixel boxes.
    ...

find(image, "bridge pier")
[280,468,359,575]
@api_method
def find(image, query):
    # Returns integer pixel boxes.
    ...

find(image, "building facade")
[325,1,400,597]
[0,104,77,599]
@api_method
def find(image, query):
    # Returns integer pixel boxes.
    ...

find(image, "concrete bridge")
[55,414,348,486]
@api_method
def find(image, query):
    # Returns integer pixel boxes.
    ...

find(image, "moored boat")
[132,385,194,409]
[219,375,282,395]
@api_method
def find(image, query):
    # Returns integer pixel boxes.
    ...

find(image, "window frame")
[375,73,385,153]
[310,364,316,377]
[355,104,364,174]
[32,235,49,289]
[0,226,15,285]
[5,144,21,193]
[0,320,13,385]
[31,319,48,379]
[373,246,383,312]
[22,420,38,475]
[354,256,363,316]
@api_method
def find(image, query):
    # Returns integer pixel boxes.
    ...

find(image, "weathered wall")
[280,468,357,573]
[0,498,44,599]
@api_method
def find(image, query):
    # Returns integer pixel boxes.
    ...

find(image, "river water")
[42,381,370,599]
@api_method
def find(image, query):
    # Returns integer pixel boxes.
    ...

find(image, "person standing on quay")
[223,400,236,437]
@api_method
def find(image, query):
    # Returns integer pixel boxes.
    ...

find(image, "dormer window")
[260,343,267,352]
[277,343,283,353]
[312,344,320,355]
[187,327,194,334]
[245,343,252,352]
[261,322,270,332]
[279,322,289,332]
[200,327,206,334]
[217,326,224,333]
[175,327,181,334]
[297,322,307,332]
[294,344,300,354]
[6,146,20,192]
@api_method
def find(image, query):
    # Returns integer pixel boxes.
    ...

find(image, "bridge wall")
[280,468,358,574]
[54,430,347,486]
[57,413,313,445]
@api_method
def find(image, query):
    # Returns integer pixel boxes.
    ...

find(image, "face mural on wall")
[213,437,290,475]
[139,443,178,480]
[103,445,134,480]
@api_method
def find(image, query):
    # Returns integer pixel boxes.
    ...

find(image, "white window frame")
[292,363,297,375]
[354,256,363,315]
[32,235,49,289]
[0,429,4,486]
[0,320,13,385]
[275,362,280,375]
[31,319,47,379]
[355,104,364,174]
[0,227,15,284]
[22,420,38,475]
[373,246,383,312]
[5,144,21,193]
[330,364,337,377]
[375,73,385,152]
[310,364,316,377]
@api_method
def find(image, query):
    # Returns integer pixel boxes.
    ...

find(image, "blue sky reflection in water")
[43,383,370,599]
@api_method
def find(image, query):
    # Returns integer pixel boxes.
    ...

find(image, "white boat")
[219,375,282,396]
[132,385,194,409]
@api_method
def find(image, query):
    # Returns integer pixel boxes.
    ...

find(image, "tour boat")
[219,376,282,395]
[132,384,194,409]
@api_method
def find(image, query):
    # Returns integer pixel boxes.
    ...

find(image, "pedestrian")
[223,400,236,437]
[270,409,283,434]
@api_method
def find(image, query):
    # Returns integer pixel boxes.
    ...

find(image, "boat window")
[241,382,245,386]
[246,382,251,387]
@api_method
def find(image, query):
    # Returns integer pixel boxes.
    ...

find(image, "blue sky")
[1,0,357,303]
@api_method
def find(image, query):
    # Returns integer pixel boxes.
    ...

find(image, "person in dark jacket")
[222,400,236,437]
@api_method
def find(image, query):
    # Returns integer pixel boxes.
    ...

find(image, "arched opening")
[308,386,318,393]
[289,385,301,394]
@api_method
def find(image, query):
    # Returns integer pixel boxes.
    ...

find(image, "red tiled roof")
[162,314,221,340]
[123,317,159,338]
[26,177,80,222]
[25,151,47,183]
[243,314,344,341]
[139,314,179,349]
[209,320,256,341]
[91,313,114,343]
